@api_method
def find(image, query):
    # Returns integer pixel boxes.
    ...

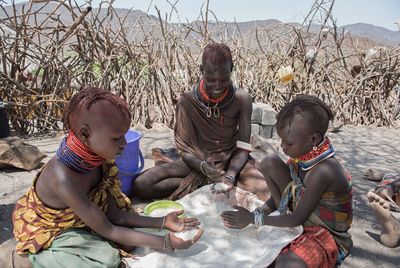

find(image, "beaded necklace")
[293,136,335,171]
[278,136,335,215]
[195,79,236,124]
[57,131,103,173]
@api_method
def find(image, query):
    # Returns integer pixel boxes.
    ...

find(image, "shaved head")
[201,43,233,72]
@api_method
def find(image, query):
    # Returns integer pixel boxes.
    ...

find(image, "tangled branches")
[0,0,399,135]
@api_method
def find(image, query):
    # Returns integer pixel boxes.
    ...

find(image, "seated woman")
[133,43,269,201]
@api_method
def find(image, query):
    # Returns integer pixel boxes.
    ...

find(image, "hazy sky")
[5,0,400,31]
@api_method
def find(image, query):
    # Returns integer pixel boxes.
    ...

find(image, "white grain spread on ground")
[127,185,303,268]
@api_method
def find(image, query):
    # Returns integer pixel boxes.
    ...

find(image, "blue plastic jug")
[115,130,144,195]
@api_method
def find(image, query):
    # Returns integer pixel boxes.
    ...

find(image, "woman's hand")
[168,228,204,250]
[201,161,225,180]
[220,205,253,229]
[164,210,201,232]
[211,176,234,195]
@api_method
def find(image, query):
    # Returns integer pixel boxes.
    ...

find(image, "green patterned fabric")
[29,228,121,268]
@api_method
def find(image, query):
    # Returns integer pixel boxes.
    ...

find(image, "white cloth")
[127,185,302,268]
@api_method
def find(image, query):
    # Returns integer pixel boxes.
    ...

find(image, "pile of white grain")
[127,185,302,268]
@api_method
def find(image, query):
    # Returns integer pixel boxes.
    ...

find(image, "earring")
[313,145,317,151]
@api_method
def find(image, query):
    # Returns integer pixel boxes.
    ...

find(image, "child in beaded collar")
[221,95,353,268]
[11,88,203,268]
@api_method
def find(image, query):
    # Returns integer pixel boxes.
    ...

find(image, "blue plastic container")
[115,130,144,195]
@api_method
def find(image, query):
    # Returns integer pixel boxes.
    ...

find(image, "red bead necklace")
[199,79,229,103]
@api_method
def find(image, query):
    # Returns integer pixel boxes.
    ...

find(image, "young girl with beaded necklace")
[11,88,203,268]
[221,95,353,268]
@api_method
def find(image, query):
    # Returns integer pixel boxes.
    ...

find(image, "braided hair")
[276,95,334,135]
[62,87,131,131]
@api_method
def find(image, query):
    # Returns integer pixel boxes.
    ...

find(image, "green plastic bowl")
[143,200,185,218]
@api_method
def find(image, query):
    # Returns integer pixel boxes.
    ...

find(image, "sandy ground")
[1,125,400,267]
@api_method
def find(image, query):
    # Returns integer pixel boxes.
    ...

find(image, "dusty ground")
[1,125,400,267]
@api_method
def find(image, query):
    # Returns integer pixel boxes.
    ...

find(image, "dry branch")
[0,0,399,135]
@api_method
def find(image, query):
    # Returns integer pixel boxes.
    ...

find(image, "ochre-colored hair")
[62,87,131,130]
[276,95,334,135]
[202,43,233,71]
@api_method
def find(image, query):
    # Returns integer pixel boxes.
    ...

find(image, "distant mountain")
[339,23,400,46]
[0,2,159,29]
[1,2,399,46]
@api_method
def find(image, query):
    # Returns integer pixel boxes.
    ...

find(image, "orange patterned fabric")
[12,161,132,254]
[281,226,338,268]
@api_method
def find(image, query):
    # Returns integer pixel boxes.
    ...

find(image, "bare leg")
[275,252,307,268]
[237,167,270,202]
[12,253,32,268]
[367,191,400,248]
[133,160,191,199]
[0,239,31,268]
[259,153,292,209]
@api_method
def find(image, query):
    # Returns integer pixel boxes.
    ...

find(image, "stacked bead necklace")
[293,136,335,171]
[57,131,103,173]
[278,136,336,215]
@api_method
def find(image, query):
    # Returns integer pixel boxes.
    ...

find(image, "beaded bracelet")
[163,233,174,252]
[200,161,207,175]
[252,207,264,229]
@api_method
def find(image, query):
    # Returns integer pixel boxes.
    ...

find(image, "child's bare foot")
[363,169,386,182]
[367,191,400,248]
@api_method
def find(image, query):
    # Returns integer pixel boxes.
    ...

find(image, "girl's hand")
[201,162,225,180]
[164,210,201,232]
[220,205,253,229]
[168,228,204,249]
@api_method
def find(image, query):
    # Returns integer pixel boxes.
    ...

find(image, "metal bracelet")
[200,161,207,175]
[224,175,235,183]
[160,216,166,231]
